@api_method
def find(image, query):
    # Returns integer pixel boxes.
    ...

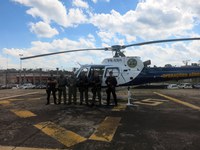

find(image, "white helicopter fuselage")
[76,56,145,87]
[76,56,200,87]
[101,57,144,86]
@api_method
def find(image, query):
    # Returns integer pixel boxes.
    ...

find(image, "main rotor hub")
[111,45,126,57]
[111,45,126,50]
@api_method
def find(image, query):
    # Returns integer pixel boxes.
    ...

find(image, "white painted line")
[134,98,167,106]
[0,92,39,100]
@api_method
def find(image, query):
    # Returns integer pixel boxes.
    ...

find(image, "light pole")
[39,68,42,86]
[19,54,23,85]
[5,54,8,87]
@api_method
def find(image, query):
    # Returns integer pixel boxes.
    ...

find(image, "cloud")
[91,0,97,3]
[91,0,110,3]
[13,0,68,26]
[12,0,88,27]
[12,0,88,38]
[72,0,89,9]
[2,37,200,70]
[90,0,200,42]
[97,31,115,43]
[6,0,200,69]
[67,8,88,27]
[29,21,59,38]
[12,0,200,40]
[0,55,9,69]
[125,40,200,67]
[2,34,108,69]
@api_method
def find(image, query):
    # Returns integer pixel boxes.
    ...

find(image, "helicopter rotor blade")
[21,48,106,60]
[124,37,200,48]
[20,37,200,60]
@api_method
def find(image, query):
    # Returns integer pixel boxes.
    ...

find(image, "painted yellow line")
[0,100,11,106]
[112,104,126,111]
[7,98,24,101]
[9,98,41,101]
[154,92,200,111]
[11,109,37,118]
[27,98,41,100]
[0,145,61,150]
[89,116,121,142]
[34,122,86,148]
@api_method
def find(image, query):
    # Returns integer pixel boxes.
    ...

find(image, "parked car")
[20,83,36,89]
[11,84,19,89]
[167,84,178,89]
[0,84,17,89]
[35,84,46,89]
[178,83,193,89]
[193,83,200,89]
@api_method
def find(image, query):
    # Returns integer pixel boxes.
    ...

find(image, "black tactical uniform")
[105,71,118,106]
[78,73,89,105]
[67,73,77,105]
[46,74,57,105]
[57,74,68,104]
[90,72,102,106]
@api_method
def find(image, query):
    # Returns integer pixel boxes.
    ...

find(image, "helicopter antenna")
[75,61,82,66]
[183,59,191,66]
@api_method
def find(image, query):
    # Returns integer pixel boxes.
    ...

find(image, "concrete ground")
[0,88,199,150]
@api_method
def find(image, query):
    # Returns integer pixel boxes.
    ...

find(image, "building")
[0,68,71,86]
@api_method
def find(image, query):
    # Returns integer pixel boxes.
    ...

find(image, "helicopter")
[21,37,200,87]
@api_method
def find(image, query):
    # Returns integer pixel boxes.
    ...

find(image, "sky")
[1,0,200,71]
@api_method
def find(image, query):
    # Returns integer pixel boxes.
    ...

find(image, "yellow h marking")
[34,122,86,148]
[89,116,121,142]
[11,109,37,118]
[0,145,60,150]
[0,100,11,106]
[154,92,200,111]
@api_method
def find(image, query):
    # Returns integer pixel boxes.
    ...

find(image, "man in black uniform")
[78,72,89,105]
[105,71,118,106]
[57,73,68,104]
[46,73,57,105]
[90,71,102,106]
[67,72,77,105]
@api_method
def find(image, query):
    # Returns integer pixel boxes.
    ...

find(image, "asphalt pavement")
[0,88,199,150]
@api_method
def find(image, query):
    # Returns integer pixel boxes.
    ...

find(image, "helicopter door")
[102,67,121,86]
[77,67,90,78]
[88,67,105,80]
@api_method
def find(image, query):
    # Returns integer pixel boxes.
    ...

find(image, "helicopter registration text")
[161,72,200,78]
[106,58,122,62]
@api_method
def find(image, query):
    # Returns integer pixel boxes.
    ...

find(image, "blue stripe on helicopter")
[121,66,200,86]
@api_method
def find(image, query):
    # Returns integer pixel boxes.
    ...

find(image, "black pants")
[106,87,117,106]
[46,88,57,104]
[92,87,101,105]
[79,87,88,104]
[58,86,67,104]
[68,86,77,104]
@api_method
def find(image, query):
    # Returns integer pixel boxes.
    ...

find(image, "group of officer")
[46,71,118,106]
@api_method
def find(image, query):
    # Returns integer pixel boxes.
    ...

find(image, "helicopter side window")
[89,67,105,79]
[78,68,89,78]
[105,68,119,77]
